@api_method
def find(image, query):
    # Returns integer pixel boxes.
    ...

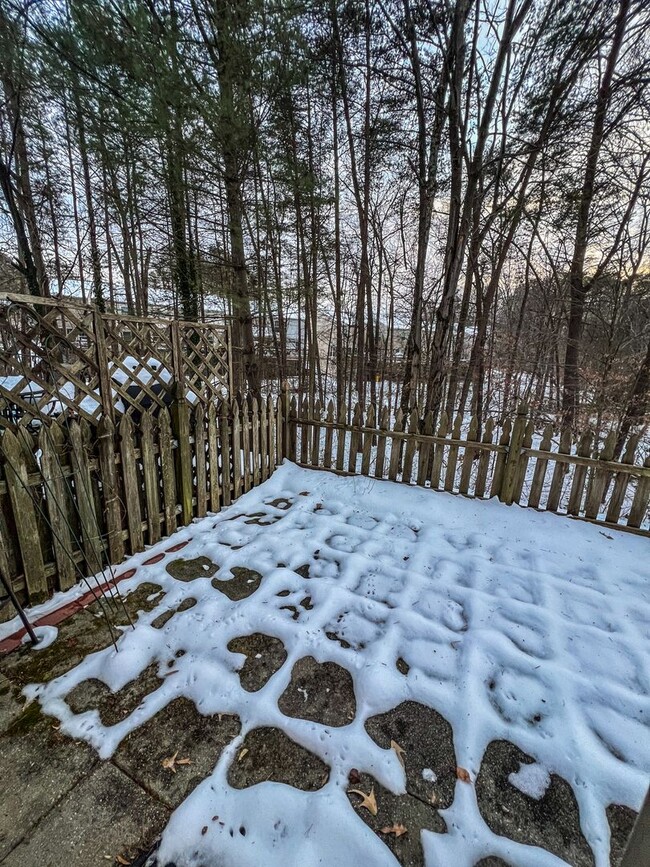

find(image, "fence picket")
[266,395,275,475]
[546,428,571,513]
[490,418,511,498]
[172,383,193,525]
[159,408,178,534]
[258,397,266,484]
[474,418,495,499]
[336,402,347,472]
[459,415,479,495]
[70,420,104,573]
[347,404,362,473]
[194,405,208,517]
[220,399,232,506]
[388,409,404,481]
[250,395,260,485]
[628,455,650,528]
[232,399,242,499]
[289,397,298,461]
[375,404,389,480]
[444,414,463,492]
[501,404,528,505]
[430,411,449,490]
[606,435,640,524]
[40,423,76,591]
[119,414,144,553]
[323,400,334,469]
[241,397,251,493]
[1,429,48,602]
[311,399,322,467]
[528,424,553,509]
[402,408,418,484]
[513,419,535,504]
[567,430,592,516]
[208,403,221,511]
[140,411,162,543]
[361,404,375,476]
[300,397,309,465]
[417,411,434,487]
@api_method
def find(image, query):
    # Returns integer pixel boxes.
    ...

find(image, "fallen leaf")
[348,768,361,785]
[238,748,249,761]
[162,751,191,773]
[116,856,131,866]
[380,823,408,837]
[349,786,378,816]
[391,740,406,768]
[456,766,471,783]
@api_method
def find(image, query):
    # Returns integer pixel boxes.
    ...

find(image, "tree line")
[1,0,649,448]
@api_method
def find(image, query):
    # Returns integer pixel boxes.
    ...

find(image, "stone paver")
[1,762,168,867]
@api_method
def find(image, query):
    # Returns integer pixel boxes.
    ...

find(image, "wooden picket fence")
[2,388,648,614]
[0,393,283,610]
[286,396,650,536]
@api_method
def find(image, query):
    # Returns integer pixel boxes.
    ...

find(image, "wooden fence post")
[171,381,193,525]
[500,403,528,505]
[1,429,48,603]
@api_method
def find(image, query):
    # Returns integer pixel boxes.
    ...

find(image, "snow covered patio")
[1,463,648,867]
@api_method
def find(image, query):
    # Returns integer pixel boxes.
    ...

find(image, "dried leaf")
[456,766,471,783]
[380,823,408,838]
[391,740,406,768]
[238,748,249,761]
[162,751,191,773]
[349,786,378,816]
[116,856,131,866]
[348,768,361,785]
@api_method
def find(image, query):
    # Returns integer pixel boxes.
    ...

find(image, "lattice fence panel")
[0,295,232,428]
[180,323,232,404]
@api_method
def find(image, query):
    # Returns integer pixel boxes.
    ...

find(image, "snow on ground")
[24,463,650,866]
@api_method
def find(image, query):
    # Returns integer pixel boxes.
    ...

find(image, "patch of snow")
[21,624,58,650]
[422,768,437,783]
[508,762,552,800]
[23,463,650,867]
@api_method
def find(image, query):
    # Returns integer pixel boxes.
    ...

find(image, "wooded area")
[1,0,649,441]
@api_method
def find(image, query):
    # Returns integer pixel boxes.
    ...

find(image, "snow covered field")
[24,463,650,866]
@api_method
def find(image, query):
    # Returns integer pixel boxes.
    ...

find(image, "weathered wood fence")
[0,393,282,610]
[285,397,650,536]
[2,389,648,614]
[0,293,232,426]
